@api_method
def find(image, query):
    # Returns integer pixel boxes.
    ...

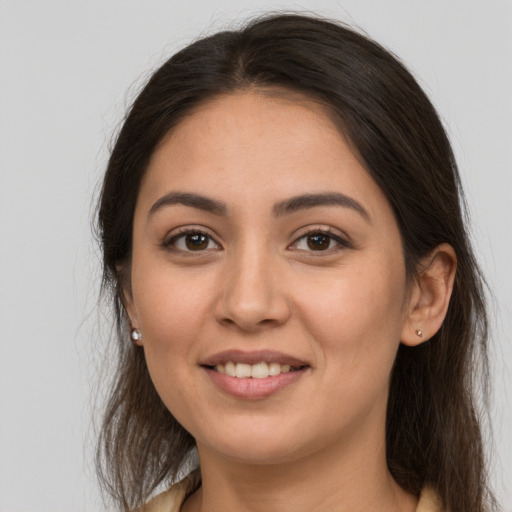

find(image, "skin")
[125,91,456,512]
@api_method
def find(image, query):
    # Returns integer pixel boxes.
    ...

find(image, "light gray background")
[0,1,510,511]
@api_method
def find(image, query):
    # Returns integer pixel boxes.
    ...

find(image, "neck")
[183,427,417,512]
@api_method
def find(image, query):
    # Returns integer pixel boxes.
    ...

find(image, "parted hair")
[96,13,496,512]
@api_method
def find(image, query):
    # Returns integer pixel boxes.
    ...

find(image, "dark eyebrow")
[148,192,228,219]
[273,192,370,222]
[148,191,369,222]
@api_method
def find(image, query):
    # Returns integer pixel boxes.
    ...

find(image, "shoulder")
[416,486,445,512]
[138,470,201,512]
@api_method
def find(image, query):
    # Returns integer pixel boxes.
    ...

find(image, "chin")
[198,419,317,465]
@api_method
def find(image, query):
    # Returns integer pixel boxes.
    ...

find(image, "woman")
[96,13,496,512]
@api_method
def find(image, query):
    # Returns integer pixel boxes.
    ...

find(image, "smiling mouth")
[201,351,310,398]
[208,361,306,379]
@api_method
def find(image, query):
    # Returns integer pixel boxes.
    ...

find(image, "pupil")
[307,234,330,250]
[186,233,208,250]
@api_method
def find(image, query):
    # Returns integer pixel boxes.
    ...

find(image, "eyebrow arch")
[147,191,370,223]
[273,192,370,221]
[148,192,228,219]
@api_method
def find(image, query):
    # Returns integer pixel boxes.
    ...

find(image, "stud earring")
[131,329,142,343]
[416,329,423,338]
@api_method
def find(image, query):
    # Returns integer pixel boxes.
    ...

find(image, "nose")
[214,244,291,333]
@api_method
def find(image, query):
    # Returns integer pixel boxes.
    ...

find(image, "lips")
[200,350,310,399]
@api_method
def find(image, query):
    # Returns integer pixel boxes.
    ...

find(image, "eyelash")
[162,227,350,254]
[162,228,221,254]
[289,228,350,253]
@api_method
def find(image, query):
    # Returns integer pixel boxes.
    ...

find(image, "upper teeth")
[215,362,296,378]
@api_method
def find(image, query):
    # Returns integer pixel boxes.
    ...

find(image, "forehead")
[142,91,372,194]
[159,91,340,161]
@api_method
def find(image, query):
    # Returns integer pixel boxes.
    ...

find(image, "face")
[127,91,412,465]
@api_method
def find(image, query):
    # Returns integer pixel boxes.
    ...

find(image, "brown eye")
[307,233,331,250]
[290,230,349,253]
[185,233,209,250]
[166,230,220,252]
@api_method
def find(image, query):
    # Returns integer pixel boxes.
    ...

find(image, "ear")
[401,243,457,346]
[117,265,143,346]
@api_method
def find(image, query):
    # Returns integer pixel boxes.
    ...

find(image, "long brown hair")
[96,13,496,511]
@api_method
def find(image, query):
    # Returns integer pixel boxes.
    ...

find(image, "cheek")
[130,254,216,359]
[130,262,218,423]
[294,258,407,372]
